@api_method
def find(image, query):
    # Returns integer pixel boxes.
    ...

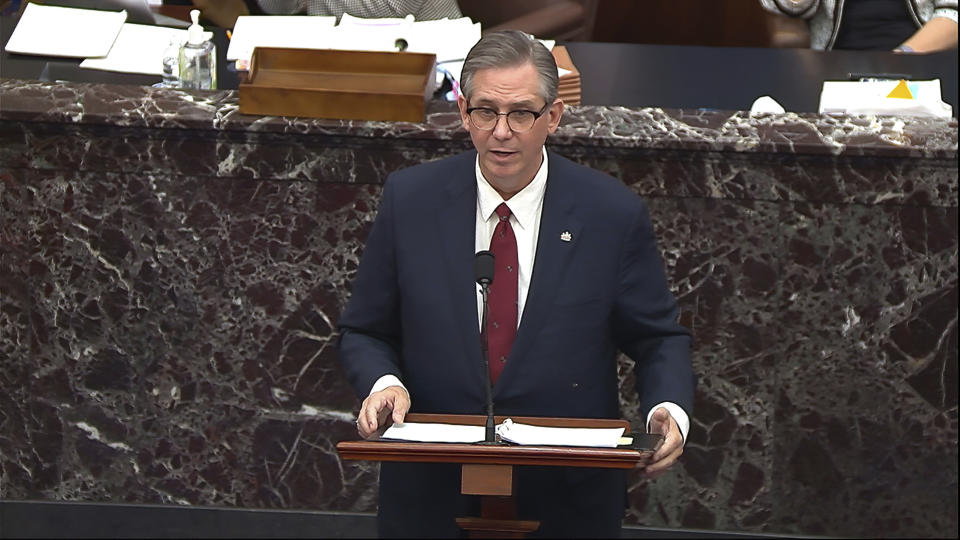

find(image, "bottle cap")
[187,9,204,45]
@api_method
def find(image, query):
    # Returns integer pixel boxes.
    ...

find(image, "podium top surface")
[337,414,655,470]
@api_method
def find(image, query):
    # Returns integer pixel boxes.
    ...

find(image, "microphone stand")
[478,280,498,444]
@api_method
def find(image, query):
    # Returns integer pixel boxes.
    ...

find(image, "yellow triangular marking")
[886,79,914,99]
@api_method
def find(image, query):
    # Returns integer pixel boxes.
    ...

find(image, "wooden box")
[238,47,437,122]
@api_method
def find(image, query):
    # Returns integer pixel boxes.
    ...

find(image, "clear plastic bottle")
[160,37,181,88]
[178,9,216,90]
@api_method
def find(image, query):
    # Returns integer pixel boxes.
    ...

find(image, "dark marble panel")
[619,198,782,532]
[1,77,957,538]
[558,147,781,201]
[0,168,380,508]
[5,116,955,218]
[562,146,958,208]
[0,166,39,497]
[772,202,958,537]
[0,82,236,131]
[768,154,958,207]
[553,107,958,158]
[0,121,472,184]
[1,80,957,160]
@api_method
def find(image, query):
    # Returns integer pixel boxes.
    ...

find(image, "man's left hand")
[642,407,684,478]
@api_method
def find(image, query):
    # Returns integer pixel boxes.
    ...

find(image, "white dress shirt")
[369,148,689,442]
[473,147,548,329]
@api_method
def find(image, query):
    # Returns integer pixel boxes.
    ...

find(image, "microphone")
[474,249,494,286]
[474,250,498,444]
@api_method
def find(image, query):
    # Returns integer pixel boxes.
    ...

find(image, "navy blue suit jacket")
[338,149,694,536]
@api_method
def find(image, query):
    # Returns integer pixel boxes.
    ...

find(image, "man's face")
[457,62,563,200]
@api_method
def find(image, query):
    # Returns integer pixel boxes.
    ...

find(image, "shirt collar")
[476,147,549,231]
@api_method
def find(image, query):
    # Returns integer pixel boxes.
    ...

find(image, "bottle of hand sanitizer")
[179,9,216,89]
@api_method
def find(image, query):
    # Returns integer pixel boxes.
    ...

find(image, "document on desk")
[227,16,337,64]
[336,14,481,63]
[381,419,625,447]
[80,24,211,75]
[819,79,953,118]
[5,3,127,58]
[381,422,486,443]
[496,419,625,448]
[229,14,479,63]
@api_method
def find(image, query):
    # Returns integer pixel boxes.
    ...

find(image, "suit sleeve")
[337,177,404,399]
[612,198,696,421]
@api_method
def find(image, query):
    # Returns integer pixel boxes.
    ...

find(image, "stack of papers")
[381,418,625,448]
[552,45,581,106]
[5,3,127,58]
[340,13,479,63]
[6,3,209,76]
[819,79,953,118]
[80,23,210,75]
[226,15,337,67]
[227,13,481,69]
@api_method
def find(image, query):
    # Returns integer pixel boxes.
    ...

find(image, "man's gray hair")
[459,30,559,105]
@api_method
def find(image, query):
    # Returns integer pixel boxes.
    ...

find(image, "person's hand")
[642,407,684,478]
[356,385,410,439]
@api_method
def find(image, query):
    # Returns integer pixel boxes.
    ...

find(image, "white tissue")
[750,96,786,115]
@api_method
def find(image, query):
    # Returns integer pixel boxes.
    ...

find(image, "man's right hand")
[357,385,410,439]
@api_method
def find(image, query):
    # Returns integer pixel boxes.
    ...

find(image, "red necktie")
[487,203,518,384]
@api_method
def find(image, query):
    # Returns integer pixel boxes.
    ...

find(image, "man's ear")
[457,94,470,130]
[546,99,564,133]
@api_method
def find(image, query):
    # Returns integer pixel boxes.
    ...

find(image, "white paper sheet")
[381,419,626,447]
[496,418,625,448]
[382,422,485,443]
[5,3,128,58]
[226,15,337,63]
[226,14,482,80]
[389,16,482,63]
[330,13,413,53]
[79,23,210,75]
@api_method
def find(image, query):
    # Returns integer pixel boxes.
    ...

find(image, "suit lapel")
[497,155,582,387]
[435,154,485,384]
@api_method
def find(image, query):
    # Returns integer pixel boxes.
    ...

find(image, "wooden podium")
[337,413,658,538]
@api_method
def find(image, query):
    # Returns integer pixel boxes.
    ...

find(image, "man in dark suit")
[338,30,695,538]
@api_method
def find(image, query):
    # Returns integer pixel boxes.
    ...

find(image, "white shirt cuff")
[646,402,690,445]
[933,8,958,24]
[369,374,406,396]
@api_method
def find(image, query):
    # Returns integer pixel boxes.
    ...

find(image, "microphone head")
[474,250,495,286]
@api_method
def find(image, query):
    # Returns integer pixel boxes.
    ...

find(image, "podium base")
[456,517,540,539]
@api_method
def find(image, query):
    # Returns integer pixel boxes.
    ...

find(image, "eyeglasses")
[465,102,550,132]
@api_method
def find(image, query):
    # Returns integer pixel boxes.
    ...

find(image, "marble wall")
[0,79,957,537]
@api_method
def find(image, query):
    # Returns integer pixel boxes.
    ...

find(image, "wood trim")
[462,464,513,496]
[455,517,540,538]
[337,439,642,468]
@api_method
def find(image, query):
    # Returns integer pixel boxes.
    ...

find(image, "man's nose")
[492,115,513,138]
